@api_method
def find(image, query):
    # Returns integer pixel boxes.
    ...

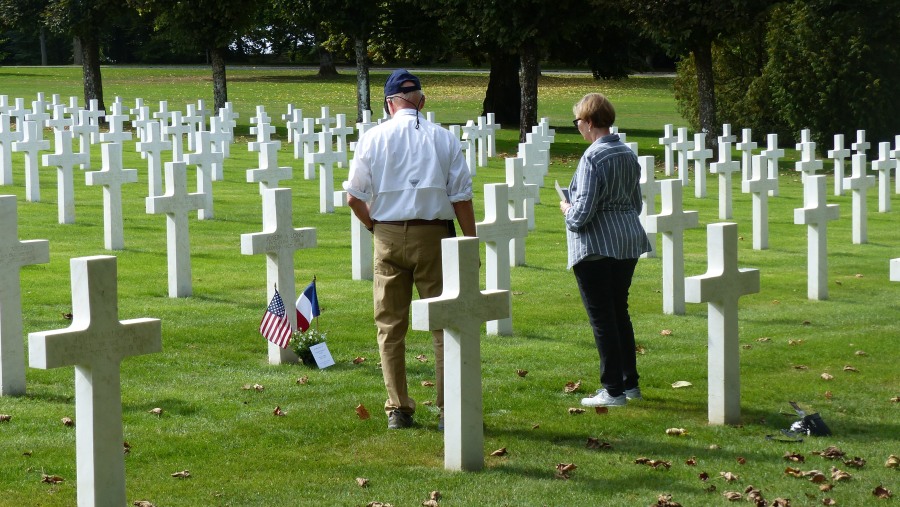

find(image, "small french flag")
[295,279,320,332]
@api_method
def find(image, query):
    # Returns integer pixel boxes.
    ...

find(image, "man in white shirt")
[345,69,476,429]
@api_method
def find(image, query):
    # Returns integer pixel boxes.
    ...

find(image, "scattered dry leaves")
[490,447,508,456]
[0,414,11,422]
[123,442,131,454]
[885,455,899,468]
[808,472,827,484]
[353,357,366,364]
[585,438,612,450]
[824,391,833,399]
[665,428,687,436]
[784,467,803,477]
[170,470,191,478]
[830,466,852,481]
[756,337,771,342]
[784,452,805,463]
[653,493,682,507]
[41,474,64,484]
[842,365,858,372]
[148,407,163,416]
[635,344,646,354]
[567,407,585,415]
[296,376,308,385]
[272,406,285,416]
[635,457,671,469]
[366,502,394,507]
[515,369,528,377]
[820,483,833,492]
[421,380,434,387]
[671,381,692,389]
[356,477,369,487]
[821,372,834,380]
[133,501,155,507]
[772,498,791,507]
[660,329,673,336]
[843,456,865,468]
[355,404,370,420]
[814,446,846,459]
[723,491,742,501]
[744,485,765,505]
[873,485,893,499]
[719,471,739,482]
[415,354,427,363]
[555,463,577,479]
[61,417,74,427]
[563,380,581,393]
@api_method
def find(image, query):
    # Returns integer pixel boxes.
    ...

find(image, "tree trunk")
[354,37,370,123]
[693,40,718,144]
[210,47,228,112]
[317,46,339,77]
[40,27,47,66]
[80,35,105,113]
[518,41,539,143]
[72,37,82,65]
[482,50,520,127]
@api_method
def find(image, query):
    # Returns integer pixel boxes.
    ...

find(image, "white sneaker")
[624,387,643,400]
[580,389,626,407]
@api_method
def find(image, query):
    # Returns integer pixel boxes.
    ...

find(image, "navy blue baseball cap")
[384,69,421,96]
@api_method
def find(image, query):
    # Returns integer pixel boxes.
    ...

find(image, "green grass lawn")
[0,66,898,506]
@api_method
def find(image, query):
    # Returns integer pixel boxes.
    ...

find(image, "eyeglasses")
[572,118,581,128]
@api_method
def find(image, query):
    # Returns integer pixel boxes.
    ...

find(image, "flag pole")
[312,275,318,331]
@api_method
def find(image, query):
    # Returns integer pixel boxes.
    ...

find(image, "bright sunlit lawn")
[0,66,897,506]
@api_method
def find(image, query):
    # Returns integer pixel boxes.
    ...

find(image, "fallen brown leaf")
[531,424,540,429]
[353,357,366,364]
[665,428,687,436]
[133,501,155,507]
[148,407,163,416]
[515,369,528,377]
[594,406,608,415]
[415,354,427,363]
[808,472,827,484]
[422,400,433,406]
[555,463,577,479]
[41,474,64,484]
[272,406,285,416]
[563,380,581,393]
[356,477,369,487]
[704,485,717,493]
[355,404,370,420]
[830,466,852,481]
[429,491,441,501]
[123,442,131,454]
[635,344,646,354]
[22,450,32,456]
[789,339,803,345]
[756,337,771,342]
[885,455,899,468]
[854,273,863,278]
[709,444,720,450]
[671,381,692,389]
[814,446,846,459]
[784,452,805,463]
[821,372,834,380]
[660,329,673,336]
[843,457,865,468]
[842,365,858,372]
[62,312,73,320]
[723,491,742,501]
[741,344,752,350]
[585,438,611,450]
[241,383,264,391]
[366,502,395,507]
[822,498,836,506]
[699,471,709,481]
[0,414,11,422]
[819,483,833,492]
[653,493,682,507]
[719,471,739,482]
[296,376,308,385]
[736,457,746,465]
[422,500,438,507]
[567,407,585,415]
[892,396,900,403]
[490,447,508,456]
[854,350,867,356]
[824,391,833,399]
[772,498,791,507]
[421,380,434,387]
[793,365,809,370]
[61,417,74,427]
[171,470,190,478]
[685,457,697,466]
[873,485,893,499]
[784,467,803,477]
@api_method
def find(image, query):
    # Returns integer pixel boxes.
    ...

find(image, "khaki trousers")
[373,223,448,416]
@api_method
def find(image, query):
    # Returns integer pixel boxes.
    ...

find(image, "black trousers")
[573,257,640,397]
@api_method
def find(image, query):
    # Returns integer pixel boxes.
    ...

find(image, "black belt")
[374,219,447,227]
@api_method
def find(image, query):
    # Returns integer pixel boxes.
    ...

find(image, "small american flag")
[259,289,292,348]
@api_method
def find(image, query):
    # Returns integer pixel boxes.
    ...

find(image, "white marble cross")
[658,124,677,176]
[247,141,292,194]
[43,128,88,224]
[475,116,491,167]
[476,183,527,335]
[795,131,823,183]
[687,132,713,198]
[460,120,480,177]
[843,153,875,244]
[331,114,353,168]
[286,109,306,157]
[759,133,784,197]
[451,124,477,176]
[710,135,741,219]
[644,179,699,315]
[218,102,238,148]
[85,143,139,250]
[0,113,20,185]
[12,120,50,202]
[827,134,851,196]
[249,117,278,154]
[241,188,317,364]
[316,106,336,131]
[892,135,900,194]
[8,97,29,132]
[871,142,896,213]
[163,111,190,163]
[131,105,154,153]
[353,109,378,150]
[504,157,538,267]
[0,196,49,396]
[185,130,223,220]
[309,130,343,213]
[411,237,509,471]
[99,101,133,144]
[685,223,760,425]
[673,127,694,187]
[182,103,203,152]
[741,155,778,250]
[146,161,206,298]
[299,118,319,179]
[518,136,546,191]
[83,99,105,144]
[46,103,74,133]
[136,120,173,198]
[426,111,440,126]
[793,175,839,300]
[282,104,296,142]
[206,116,230,180]
[638,155,661,259]
[486,113,502,157]
[851,129,870,155]
[350,211,373,281]
[736,128,757,182]
[72,109,98,169]
[29,255,161,507]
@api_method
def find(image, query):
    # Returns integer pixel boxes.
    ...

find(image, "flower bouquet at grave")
[291,328,327,367]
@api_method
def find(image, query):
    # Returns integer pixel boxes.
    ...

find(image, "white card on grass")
[310,342,335,369]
